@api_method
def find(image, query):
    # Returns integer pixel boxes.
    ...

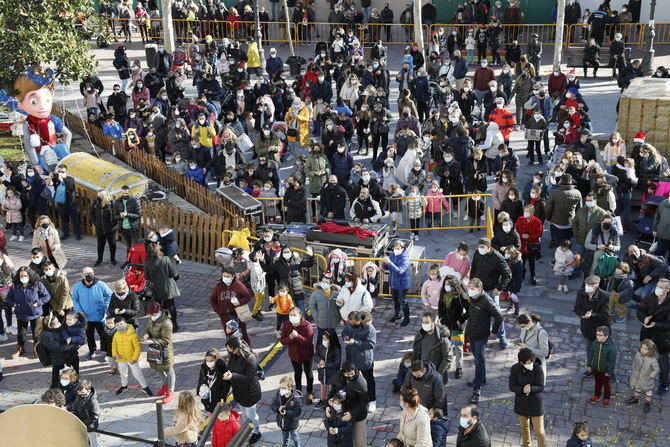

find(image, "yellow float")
[59,152,148,197]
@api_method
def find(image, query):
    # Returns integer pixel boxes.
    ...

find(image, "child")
[158,225,181,264]
[185,160,207,186]
[324,393,353,447]
[503,246,525,317]
[625,339,660,414]
[465,191,485,233]
[164,391,202,446]
[71,379,101,447]
[102,315,118,375]
[406,185,426,241]
[361,262,379,301]
[2,188,24,242]
[566,421,593,447]
[270,376,303,447]
[314,328,342,410]
[392,352,413,392]
[386,439,404,447]
[62,311,87,371]
[382,159,397,192]
[112,316,153,397]
[57,367,80,410]
[270,282,294,338]
[349,163,363,187]
[387,184,403,236]
[29,248,47,278]
[211,402,241,447]
[429,407,449,447]
[554,239,576,293]
[465,30,476,63]
[250,180,262,198]
[587,326,616,407]
[420,264,442,314]
[250,251,266,321]
[608,262,634,323]
[259,181,279,223]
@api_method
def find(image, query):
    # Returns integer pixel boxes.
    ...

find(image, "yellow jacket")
[247,42,261,68]
[285,106,310,147]
[191,122,217,148]
[112,324,141,362]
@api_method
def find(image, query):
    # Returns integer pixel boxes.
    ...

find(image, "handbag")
[234,303,253,322]
[146,343,166,365]
[526,242,541,253]
[287,128,298,137]
[450,329,465,346]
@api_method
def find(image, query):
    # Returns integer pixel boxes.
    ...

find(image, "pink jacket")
[424,190,450,213]
[443,251,471,279]
[2,196,22,224]
[420,279,442,308]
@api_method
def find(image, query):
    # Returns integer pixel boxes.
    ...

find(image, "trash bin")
[286,55,306,77]
[145,43,158,69]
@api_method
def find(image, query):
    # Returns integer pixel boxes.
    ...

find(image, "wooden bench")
[566,46,631,68]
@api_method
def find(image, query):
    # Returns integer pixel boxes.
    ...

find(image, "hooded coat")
[328,370,369,422]
[412,324,453,380]
[72,278,113,323]
[402,361,445,410]
[41,271,72,314]
[226,344,262,407]
[143,310,174,371]
[509,359,545,417]
[309,283,342,330]
[6,281,51,322]
[40,325,77,366]
[270,389,303,431]
[211,411,241,447]
[71,387,101,431]
[342,322,377,371]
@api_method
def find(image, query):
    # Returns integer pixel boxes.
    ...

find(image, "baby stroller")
[636,184,669,251]
[123,242,150,313]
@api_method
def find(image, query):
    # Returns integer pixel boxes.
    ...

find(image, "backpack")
[34,339,52,367]
[594,251,619,278]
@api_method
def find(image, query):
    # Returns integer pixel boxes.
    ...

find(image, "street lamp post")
[254,0,267,76]
[641,0,657,76]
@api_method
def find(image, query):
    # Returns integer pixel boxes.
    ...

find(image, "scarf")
[115,290,129,300]
[26,115,57,149]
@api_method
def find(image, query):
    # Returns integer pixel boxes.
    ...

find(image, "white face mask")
[496,103,504,109]
[332,403,342,411]
[444,156,453,163]
[504,253,511,259]
[20,277,29,284]
[523,212,531,219]
[289,315,301,325]
[206,361,216,368]
[393,248,403,256]
[444,285,452,292]
[421,323,433,332]
[150,314,161,321]
[321,282,331,291]
[502,224,512,232]
[508,194,515,201]
[490,86,497,92]
[553,71,559,77]
[584,285,595,294]
[283,252,292,260]
[60,379,70,387]
[280,387,291,397]
[361,175,370,182]
[656,287,666,297]
[222,276,233,285]
[345,281,353,288]
[321,340,329,348]
[45,269,55,277]
[523,362,534,371]
[501,177,508,183]
[460,417,471,429]
[478,247,488,256]
[468,289,479,298]
[337,147,345,153]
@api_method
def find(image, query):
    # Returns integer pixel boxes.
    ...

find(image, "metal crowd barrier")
[567,22,645,49]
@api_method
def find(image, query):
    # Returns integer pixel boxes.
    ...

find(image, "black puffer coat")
[40,326,77,366]
[227,346,262,407]
[197,359,231,413]
[464,291,503,342]
[573,288,610,339]
[509,359,545,417]
[71,387,101,431]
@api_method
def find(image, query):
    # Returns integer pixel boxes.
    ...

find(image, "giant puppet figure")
[13,66,72,172]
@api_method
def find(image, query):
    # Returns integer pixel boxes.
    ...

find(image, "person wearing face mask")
[37,311,77,388]
[350,186,383,223]
[107,279,140,328]
[637,278,670,394]
[139,301,175,402]
[396,388,432,447]
[52,164,81,241]
[266,48,284,77]
[111,315,153,398]
[573,275,610,375]
[280,307,315,405]
[499,186,524,224]
[259,246,314,315]
[582,214,620,277]
[382,241,411,326]
[191,112,217,156]
[456,404,490,446]
[71,266,112,361]
[516,204,544,284]
[470,238,511,333]
[152,45,172,78]
[90,190,118,267]
[327,360,369,447]
[38,260,72,321]
[491,168,515,212]
[410,311,452,392]
[31,217,67,273]
[314,328,342,409]
[270,375,304,446]
[572,191,606,271]
[114,185,142,258]
[319,175,347,219]
[335,273,373,323]
[309,275,343,343]
[492,218,521,253]
[545,173,583,249]
[342,311,377,413]
[463,278,504,404]
[547,68,567,103]
[473,56,495,103]
[57,367,80,410]
[508,348,546,446]
[197,348,231,414]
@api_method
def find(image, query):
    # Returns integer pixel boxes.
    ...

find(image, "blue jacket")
[270,390,302,431]
[566,435,593,447]
[62,314,87,346]
[266,56,284,77]
[413,75,430,103]
[103,122,123,139]
[453,57,469,79]
[384,249,410,290]
[430,417,450,447]
[6,282,51,321]
[158,230,179,257]
[341,323,376,371]
[72,279,113,322]
[185,166,206,184]
[507,259,525,294]
[331,151,354,180]
[324,411,353,447]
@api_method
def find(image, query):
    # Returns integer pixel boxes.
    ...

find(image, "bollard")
[196,402,223,447]
[156,400,166,447]
[227,421,253,447]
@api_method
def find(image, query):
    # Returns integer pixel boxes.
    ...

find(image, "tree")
[0,0,102,94]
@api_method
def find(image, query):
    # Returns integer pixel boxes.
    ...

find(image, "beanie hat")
[634,131,646,143]
[226,319,239,332]
[147,302,162,314]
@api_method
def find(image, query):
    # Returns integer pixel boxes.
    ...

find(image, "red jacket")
[209,279,252,318]
[515,215,543,254]
[280,318,315,363]
[212,411,241,447]
[488,108,516,140]
[473,67,496,91]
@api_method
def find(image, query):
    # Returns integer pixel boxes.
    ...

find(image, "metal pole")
[254,0,267,76]
[161,0,176,53]
[155,400,166,447]
[641,0,657,76]
[552,0,567,71]
[228,422,253,447]
[413,0,425,60]
[282,0,295,57]
[195,402,224,447]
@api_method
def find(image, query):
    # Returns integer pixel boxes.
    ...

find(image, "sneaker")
[583,370,592,377]
[468,393,480,404]
[644,402,651,413]
[367,401,376,413]
[306,393,314,405]
[658,385,669,395]
[18,236,24,242]
[94,260,103,267]
[8,236,16,242]
[0,333,7,342]
[602,398,610,407]
[248,432,262,445]
[455,368,463,379]
[276,330,281,339]
[156,385,168,396]
[389,314,401,323]
[143,387,154,397]
[625,396,639,405]
[614,317,626,323]
[587,395,600,404]
[530,277,537,286]
[6,326,17,335]
[415,235,419,241]
[251,313,264,322]
[85,351,96,361]
[115,386,128,395]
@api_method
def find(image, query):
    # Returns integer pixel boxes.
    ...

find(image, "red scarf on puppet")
[26,115,57,152]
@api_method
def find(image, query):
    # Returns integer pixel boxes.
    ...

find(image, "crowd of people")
[2,0,670,446]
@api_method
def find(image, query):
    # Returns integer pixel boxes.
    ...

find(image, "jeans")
[362,6,371,22]
[242,404,261,434]
[282,429,300,447]
[634,282,657,302]
[522,253,538,278]
[86,321,106,353]
[471,338,488,392]
[160,367,176,392]
[57,203,81,238]
[518,415,546,447]
[391,288,409,318]
[17,319,38,346]
[615,191,632,229]
[270,1,280,21]
[120,227,138,255]
[118,361,148,388]
[10,223,24,236]
[291,358,314,394]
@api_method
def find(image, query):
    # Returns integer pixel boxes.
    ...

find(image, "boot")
[162,390,175,404]
[400,315,410,327]
[11,345,25,359]
[455,368,463,379]
[156,385,168,396]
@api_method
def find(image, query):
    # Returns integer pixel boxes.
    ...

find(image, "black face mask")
[602,223,612,231]
[41,223,49,229]
[84,274,94,283]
